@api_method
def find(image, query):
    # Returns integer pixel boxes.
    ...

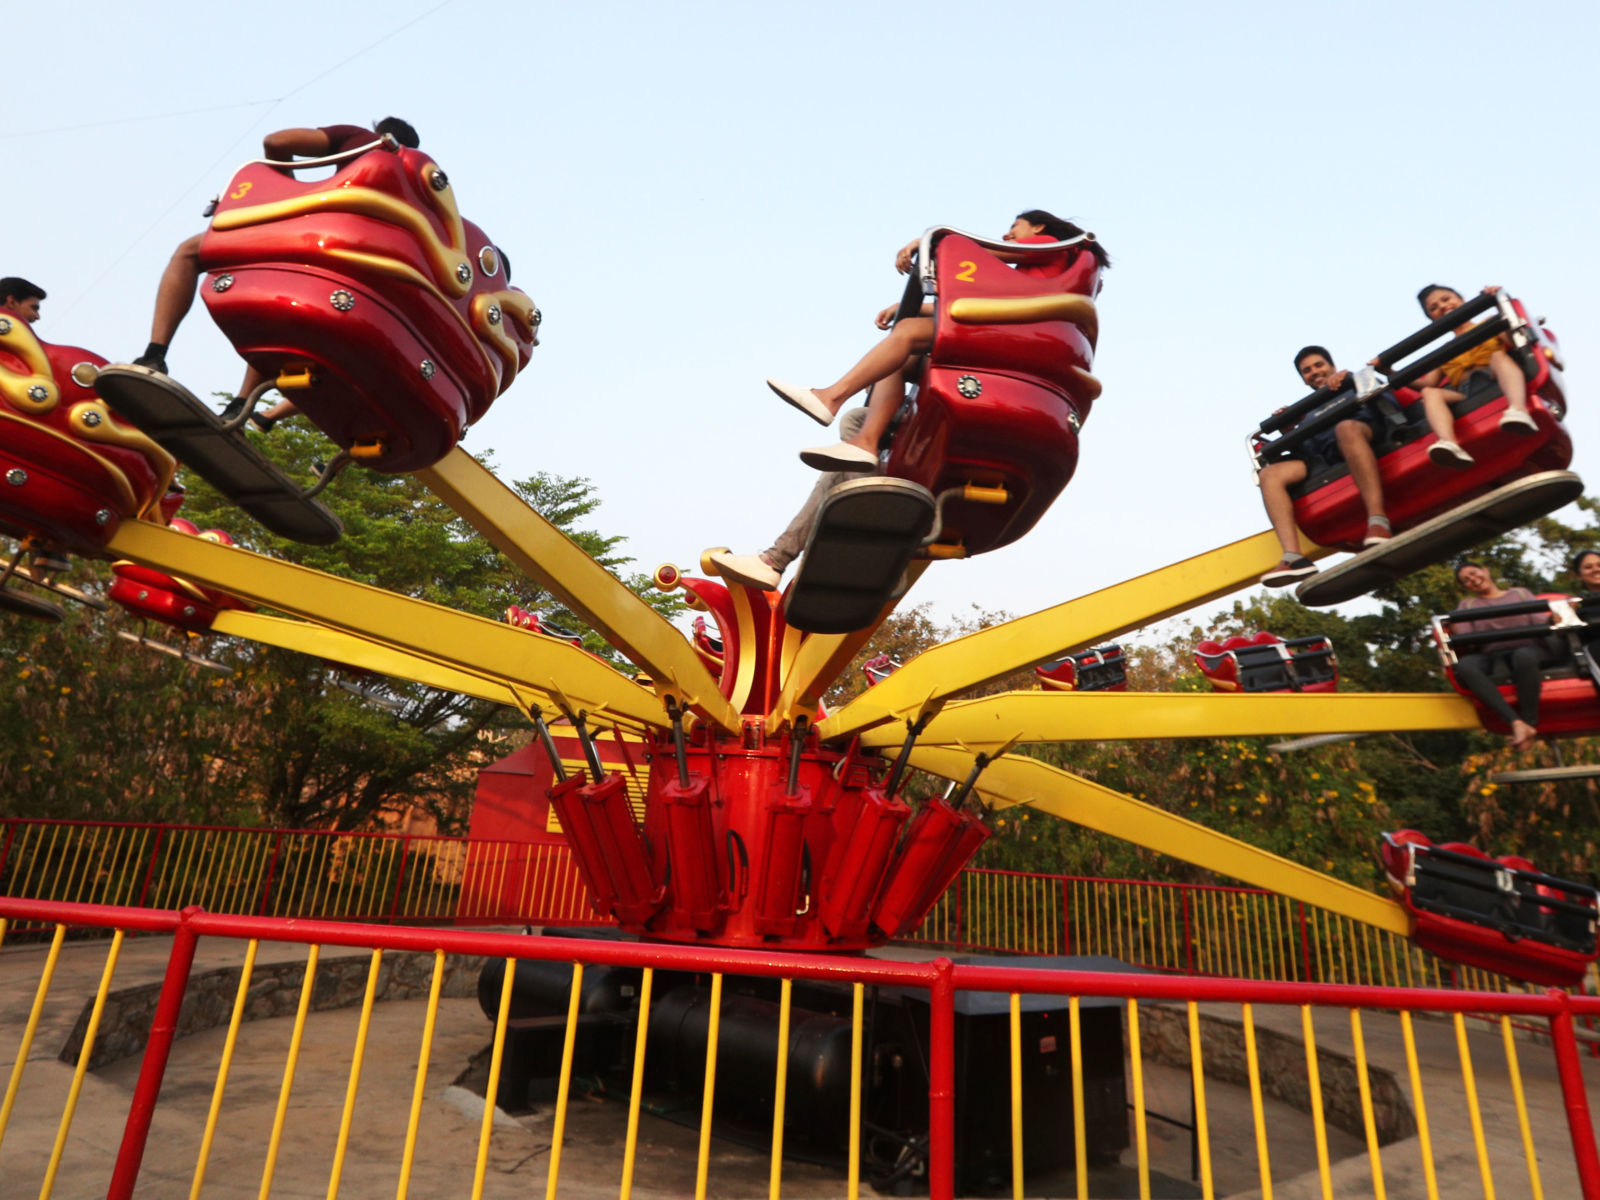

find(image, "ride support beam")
[107,522,669,729]
[859,690,1480,748]
[817,529,1329,743]
[211,612,526,709]
[416,450,740,732]
[764,563,930,736]
[908,746,1411,936]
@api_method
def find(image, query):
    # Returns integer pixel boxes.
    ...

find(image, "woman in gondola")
[1452,560,1561,750]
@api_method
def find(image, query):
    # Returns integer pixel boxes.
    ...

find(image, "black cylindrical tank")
[477,956,643,1022]
[646,985,854,1148]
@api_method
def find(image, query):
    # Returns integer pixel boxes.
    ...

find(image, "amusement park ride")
[1,135,1597,984]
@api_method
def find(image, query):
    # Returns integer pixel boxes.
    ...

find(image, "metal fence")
[0,897,1596,1199]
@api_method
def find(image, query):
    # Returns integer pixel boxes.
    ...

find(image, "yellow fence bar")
[0,923,65,1153]
[850,981,864,1200]
[328,948,384,1200]
[1129,998,1151,1200]
[396,948,446,1200]
[1187,1000,1215,1200]
[1399,1010,1440,1200]
[191,939,260,1200]
[258,944,319,1200]
[621,967,655,1200]
[1242,1003,1273,1200]
[40,929,123,1199]
[1349,1009,1387,1200]
[1070,994,1087,1200]
[1454,1012,1497,1200]
[1500,1015,1544,1200]
[548,962,586,1200]
[472,956,516,1200]
[694,972,723,1200]
[1010,992,1024,1200]
[1301,1005,1334,1200]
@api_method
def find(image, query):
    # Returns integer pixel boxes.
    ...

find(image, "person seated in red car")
[132,118,420,428]
[1452,560,1559,750]
[1258,346,1391,587]
[766,210,1108,473]
[1386,284,1538,470]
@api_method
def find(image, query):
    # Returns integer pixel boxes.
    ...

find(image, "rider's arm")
[262,128,335,161]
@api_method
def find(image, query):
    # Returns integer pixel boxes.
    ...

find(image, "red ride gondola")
[884,227,1102,558]
[1380,829,1598,987]
[0,317,175,556]
[110,519,253,633]
[783,227,1102,633]
[1194,631,1337,694]
[197,136,539,472]
[1251,290,1579,606]
[1431,592,1600,738]
[1036,644,1126,692]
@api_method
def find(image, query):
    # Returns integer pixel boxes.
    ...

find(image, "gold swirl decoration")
[67,402,177,520]
[211,164,473,299]
[0,316,59,415]
[471,291,540,385]
[947,293,1099,347]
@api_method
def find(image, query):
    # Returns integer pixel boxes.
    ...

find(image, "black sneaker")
[219,396,247,422]
[250,412,278,433]
[133,353,168,374]
[1260,555,1319,588]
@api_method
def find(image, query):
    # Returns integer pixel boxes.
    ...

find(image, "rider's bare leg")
[148,233,204,347]
[813,318,934,414]
[1258,459,1310,556]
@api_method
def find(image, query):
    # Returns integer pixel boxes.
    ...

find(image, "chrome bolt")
[330,289,355,312]
[455,262,472,285]
[429,169,449,191]
[95,509,113,526]
[27,385,49,402]
[82,411,102,427]
[531,306,543,326]
[6,469,26,486]
[138,590,149,601]
[486,303,502,325]
[419,359,436,379]
[957,374,983,399]
[0,318,11,334]
[212,274,234,292]
[182,606,196,617]
[1067,409,1083,433]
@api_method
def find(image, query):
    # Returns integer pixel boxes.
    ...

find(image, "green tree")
[0,415,679,831]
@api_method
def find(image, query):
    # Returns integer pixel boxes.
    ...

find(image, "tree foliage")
[0,415,678,831]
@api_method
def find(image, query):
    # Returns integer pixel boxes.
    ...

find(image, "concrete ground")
[0,930,1595,1198]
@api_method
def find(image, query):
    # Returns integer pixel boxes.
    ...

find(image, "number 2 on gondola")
[955,261,977,282]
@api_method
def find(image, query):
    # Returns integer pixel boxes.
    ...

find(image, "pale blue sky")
[12,1,1600,634]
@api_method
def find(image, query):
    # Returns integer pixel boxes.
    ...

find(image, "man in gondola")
[1,277,45,325]
[131,118,420,425]
[1258,346,1391,587]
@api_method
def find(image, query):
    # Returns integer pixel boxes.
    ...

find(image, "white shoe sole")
[800,443,877,471]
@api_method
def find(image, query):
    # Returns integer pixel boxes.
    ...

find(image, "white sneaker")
[1428,439,1475,468]
[767,379,834,426]
[707,550,781,590]
[799,442,878,471]
[1499,408,1539,435]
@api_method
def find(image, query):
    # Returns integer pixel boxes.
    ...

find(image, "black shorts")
[1298,399,1382,464]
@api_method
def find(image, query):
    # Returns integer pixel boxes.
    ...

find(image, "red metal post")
[1549,997,1600,1199]
[1297,901,1313,983]
[134,827,166,910]
[927,957,956,1200]
[0,820,17,887]
[256,832,285,916]
[1060,877,1071,957]
[1181,891,1195,975]
[387,836,412,923]
[107,908,202,1200]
